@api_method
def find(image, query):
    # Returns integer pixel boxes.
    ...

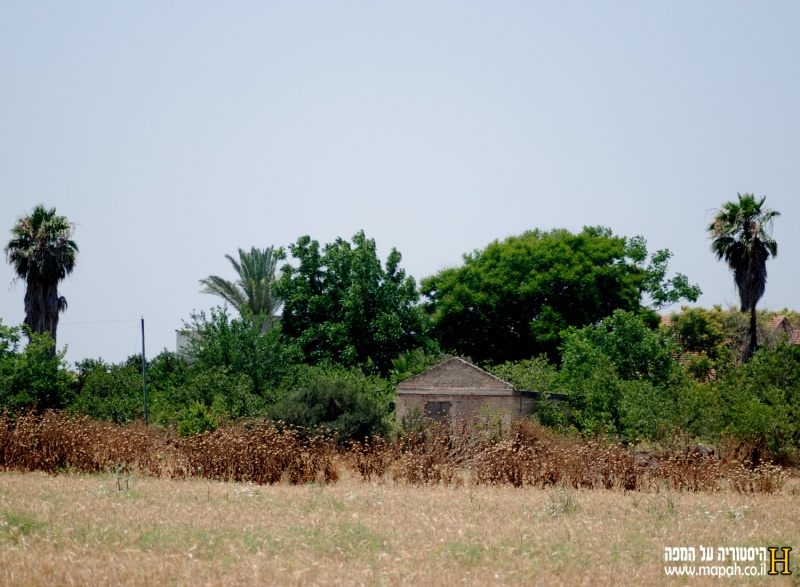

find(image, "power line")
[60,319,140,325]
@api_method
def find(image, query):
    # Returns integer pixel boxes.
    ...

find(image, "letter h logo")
[768,547,792,576]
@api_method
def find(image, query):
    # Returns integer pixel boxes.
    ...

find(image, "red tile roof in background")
[661,312,800,349]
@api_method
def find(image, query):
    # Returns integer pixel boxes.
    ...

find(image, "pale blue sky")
[2,2,799,364]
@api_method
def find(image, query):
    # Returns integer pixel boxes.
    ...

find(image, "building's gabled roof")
[396,357,514,391]
[767,315,793,334]
[766,315,800,346]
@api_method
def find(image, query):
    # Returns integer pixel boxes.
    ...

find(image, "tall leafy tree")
[708,193,780,361]
[5,205,78,355]
[624,236,701,310]
[422,227,698,364]
[200,246,284,334]
[276,231,428,376]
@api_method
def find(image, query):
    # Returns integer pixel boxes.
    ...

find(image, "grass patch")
[289,521,384,558]
[0,510,48,544]
[444,536,486,565]
[544,485,580,517]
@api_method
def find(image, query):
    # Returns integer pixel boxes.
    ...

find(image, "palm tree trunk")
[744,306,757,363]
[23,280,60,358]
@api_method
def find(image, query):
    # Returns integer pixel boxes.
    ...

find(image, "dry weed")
[0,411,793,494]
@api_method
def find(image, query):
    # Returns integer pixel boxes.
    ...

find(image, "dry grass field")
[0,469,798,587]
[1,412,798,585]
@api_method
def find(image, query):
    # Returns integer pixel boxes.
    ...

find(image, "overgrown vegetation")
[0,411,788,493]
[2,219,799,468]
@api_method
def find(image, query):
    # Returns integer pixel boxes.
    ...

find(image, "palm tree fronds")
[200,246,284,331]
[4,205,78,354]
[708,193,779,360]
[199,275,249,310]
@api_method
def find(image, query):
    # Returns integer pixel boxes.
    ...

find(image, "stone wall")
[396,391,536,429]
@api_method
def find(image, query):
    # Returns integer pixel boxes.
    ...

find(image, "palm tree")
[708,193,780,361]
[5,205,79,355]
[200,246,284,334]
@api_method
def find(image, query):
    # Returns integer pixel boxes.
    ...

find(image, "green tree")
[487,356,566,428]
[663,305,743,380]
[70,360,144,424]
[487,355,558,394]
[200,246,284,334]
[390,348,448,385]
[182,307,300,403]
[0,323,72,411]
[276,231,429,376]
[4,205,78,355]
[422,227,698,364]
[578,309,679,386]
[144,350,190,399]
[557,310,681,439]
[708,194,780,361]
[666,306,733,360]
[625,236,702,310]
[717,344,800,461]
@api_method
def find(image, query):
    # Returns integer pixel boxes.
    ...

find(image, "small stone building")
[395,357,537,427]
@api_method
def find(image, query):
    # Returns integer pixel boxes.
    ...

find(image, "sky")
[1,2,799,365]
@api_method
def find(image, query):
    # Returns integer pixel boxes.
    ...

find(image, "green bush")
[183,307,301,403]
[487,356,567,428]
[0,325,72,412]
[558,342,621,436]
[177,401,219,437]
[152,366,263,425]
[618,380,673,440]
[557,310,681,440]
[674,380,724,442]
[70,360,143,424]
[717,344,800,461]
[269,365,392,442]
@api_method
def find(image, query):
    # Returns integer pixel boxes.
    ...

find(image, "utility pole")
[141,317,148,425]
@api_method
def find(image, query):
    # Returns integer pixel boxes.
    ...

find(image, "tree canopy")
[276,231,428,376]
[421,227,698,364]
[557,310,681,438]
[5,205,78,353]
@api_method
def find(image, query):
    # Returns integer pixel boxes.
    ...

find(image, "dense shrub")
[717,344,800,462]
[181,421,339,484]
[0,325,72,412]
[70,360,144,424]
[154,367,263,427]
[183,307,301,402]
[0,411,186,477]
[269,365,392,443]
[0,412,788,492]
[557,310,682,440]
